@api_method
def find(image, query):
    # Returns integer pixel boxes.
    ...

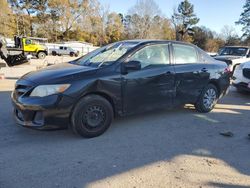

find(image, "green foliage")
[172,0,199,41]
[0,0,16,37]
[236,0,250,38]
[8,0,48,36]
[193,26,213,49]
[1,0,247,51]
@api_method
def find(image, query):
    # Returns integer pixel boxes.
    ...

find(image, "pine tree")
[171,0,199,41]
[236,0,250,38]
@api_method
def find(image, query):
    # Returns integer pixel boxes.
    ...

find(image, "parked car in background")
[214,46,250,72]
[232,61,250,93]
[12,40,231,138]
[51,46,79,57]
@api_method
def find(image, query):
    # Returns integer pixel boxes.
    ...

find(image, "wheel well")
[208,80,221,96]
[37,51,47,55]
[74,92,116,117]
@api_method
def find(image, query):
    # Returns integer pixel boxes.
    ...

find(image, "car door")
[64,47,68,55]
[122,43,175,115]
[171,43,210,104]
[23,39,32,52]
[58,46,63,54]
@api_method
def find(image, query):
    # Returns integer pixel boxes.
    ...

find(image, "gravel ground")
[0,80,250,188]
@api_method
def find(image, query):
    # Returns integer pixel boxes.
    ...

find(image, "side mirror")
[123,60,141,71]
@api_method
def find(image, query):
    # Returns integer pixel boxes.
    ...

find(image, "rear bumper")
[12,93,75,130]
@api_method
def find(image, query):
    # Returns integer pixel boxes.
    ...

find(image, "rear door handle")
[201,68,208,72]
[165,71,174,75]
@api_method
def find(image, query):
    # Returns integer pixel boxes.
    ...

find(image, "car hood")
[21,62,98,84]
[215,55,243,61]
[242,61,250,69]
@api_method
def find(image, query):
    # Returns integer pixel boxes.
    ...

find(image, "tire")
[52,51,57,56]
[69,52,74,57]
[37,52,46,59]
[71,95,114,138]
[195,84,219,113]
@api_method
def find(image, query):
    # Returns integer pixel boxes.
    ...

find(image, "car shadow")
[207,182,250,188]
[0,89,250,188]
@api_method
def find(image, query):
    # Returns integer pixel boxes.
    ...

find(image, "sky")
[98,0,245,35]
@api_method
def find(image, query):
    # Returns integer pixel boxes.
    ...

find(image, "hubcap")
[83,105,105,128]
[39,53,45,59]
[203,88,217,109]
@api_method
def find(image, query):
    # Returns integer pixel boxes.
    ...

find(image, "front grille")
[243,68,250,79]
[15,84,32,97]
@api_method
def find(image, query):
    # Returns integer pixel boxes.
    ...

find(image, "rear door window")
[173,44,198,64]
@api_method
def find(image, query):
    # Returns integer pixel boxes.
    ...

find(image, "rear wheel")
[37,52,46,59]
[195,84,219,113]
[52,51,57,56]
[71,95,113,138]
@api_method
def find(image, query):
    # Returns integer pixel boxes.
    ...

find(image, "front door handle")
[201,68,208,72]
[165,71,174,75]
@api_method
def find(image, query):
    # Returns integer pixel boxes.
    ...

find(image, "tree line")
[0,0,249,52]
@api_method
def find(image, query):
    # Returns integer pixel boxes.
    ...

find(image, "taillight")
[224,67,231,73]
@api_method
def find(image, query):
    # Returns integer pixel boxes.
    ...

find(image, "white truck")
[51,46,79,57]
[232,62,250,93]
[214,46,250,72]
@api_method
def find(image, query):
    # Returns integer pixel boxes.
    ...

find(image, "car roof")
[121,39,194,46]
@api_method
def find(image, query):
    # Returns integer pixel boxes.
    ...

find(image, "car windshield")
[218,47,248,56]
[72,41,138,67]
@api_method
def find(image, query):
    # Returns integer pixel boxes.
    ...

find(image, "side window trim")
[125,43,172,65]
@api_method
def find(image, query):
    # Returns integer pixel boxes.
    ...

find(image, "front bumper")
[232,82,250,92]
[12,92,75,130]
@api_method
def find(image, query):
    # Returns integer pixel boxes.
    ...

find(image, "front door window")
[129,44,170,68]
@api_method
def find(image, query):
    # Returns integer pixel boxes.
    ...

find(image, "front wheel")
[71,95,114,138]
[37,52,46,59]
[195,84,219,113]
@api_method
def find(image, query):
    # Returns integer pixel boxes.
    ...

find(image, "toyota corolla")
[12,40,230,138]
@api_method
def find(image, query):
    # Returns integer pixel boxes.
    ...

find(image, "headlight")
[30,84,70,97]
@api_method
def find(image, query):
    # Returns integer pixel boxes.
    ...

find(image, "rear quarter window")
[198,49,215,63]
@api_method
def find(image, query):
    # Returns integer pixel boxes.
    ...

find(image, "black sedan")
[12,40,230,138]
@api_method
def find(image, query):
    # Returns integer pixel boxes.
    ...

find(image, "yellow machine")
[14,36,48,59]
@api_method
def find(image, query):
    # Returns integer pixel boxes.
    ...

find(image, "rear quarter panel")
[209,60,230,97]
